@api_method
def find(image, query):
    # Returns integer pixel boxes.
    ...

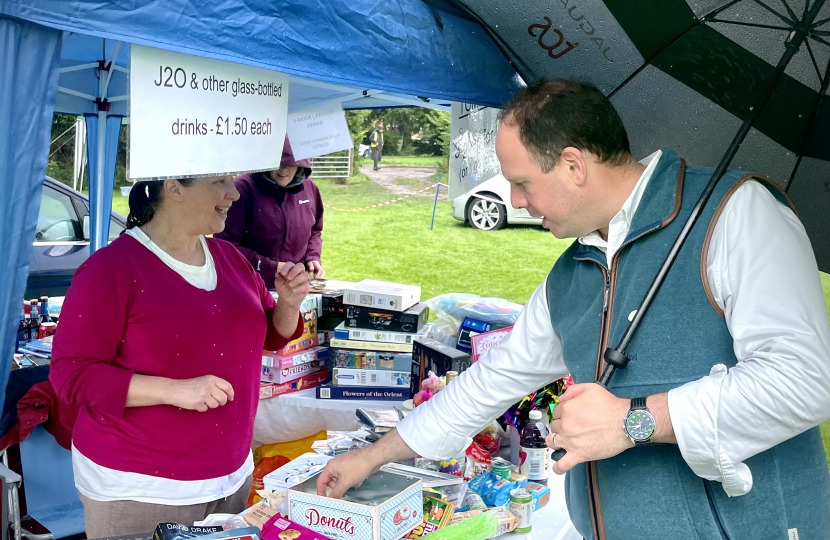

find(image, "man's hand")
[274,262,311,309]
[547,383,633,475]
[316,447,380,498]
[317,429,417,498]
[306,260,325,279]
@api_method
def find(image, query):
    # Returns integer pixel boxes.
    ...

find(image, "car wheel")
[363,150,371,158]
[466,195,507,231]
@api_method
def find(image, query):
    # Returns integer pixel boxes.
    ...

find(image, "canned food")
[491,457,513,480]
[509,488,532,534]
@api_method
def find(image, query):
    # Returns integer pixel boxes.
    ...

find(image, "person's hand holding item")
[170,375,235,412]
[306,260,325,279]
[274,262,311,308]
[317,428,415,498]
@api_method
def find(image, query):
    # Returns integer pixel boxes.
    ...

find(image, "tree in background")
[345,107,450,176]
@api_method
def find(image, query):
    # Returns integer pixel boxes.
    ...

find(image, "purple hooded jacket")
[215,138,323,286]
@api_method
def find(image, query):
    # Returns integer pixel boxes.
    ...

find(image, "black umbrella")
[427,0,830,473]
[431,0,828,272]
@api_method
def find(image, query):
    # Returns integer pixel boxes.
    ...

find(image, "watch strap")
[630,396,647,410]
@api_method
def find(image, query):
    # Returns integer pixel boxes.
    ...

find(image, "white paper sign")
[129,45,289,180]
[449,102,502,200]
[286,103,352,160]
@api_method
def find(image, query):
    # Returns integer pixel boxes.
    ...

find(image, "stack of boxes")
[259,292,329,400]
[316,279,431,401]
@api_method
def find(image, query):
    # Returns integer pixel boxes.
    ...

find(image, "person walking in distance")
[370,125,384,171]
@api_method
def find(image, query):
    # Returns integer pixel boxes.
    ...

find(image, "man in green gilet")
[317,80,830,540]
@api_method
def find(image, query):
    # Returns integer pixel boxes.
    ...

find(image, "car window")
[109,217,125,241]
[36,187,81,242]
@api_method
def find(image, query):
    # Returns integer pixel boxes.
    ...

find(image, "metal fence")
[310,148,351,180]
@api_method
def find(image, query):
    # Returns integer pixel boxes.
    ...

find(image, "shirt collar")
[578,150,663,258]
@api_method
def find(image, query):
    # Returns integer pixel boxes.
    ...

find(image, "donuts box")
[289,471,422,540]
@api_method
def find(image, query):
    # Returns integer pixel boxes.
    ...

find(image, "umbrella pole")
[596,0,828,386]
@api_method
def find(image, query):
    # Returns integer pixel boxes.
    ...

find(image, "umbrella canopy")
[431,0,830,271]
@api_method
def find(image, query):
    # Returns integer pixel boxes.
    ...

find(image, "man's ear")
[559,147,588,187]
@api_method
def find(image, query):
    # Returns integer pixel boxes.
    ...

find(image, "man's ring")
[551,432,559,450]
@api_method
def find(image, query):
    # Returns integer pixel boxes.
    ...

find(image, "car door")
[24,183,91,299]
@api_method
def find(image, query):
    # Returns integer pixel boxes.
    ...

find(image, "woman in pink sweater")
[50,175,307,537]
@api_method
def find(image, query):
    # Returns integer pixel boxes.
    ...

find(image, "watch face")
[626,410,656,441]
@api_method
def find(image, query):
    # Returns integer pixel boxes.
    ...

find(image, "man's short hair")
[500,78,631,172]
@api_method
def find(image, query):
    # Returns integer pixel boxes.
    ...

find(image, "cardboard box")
[321,291,345,318]
[329,339,412,353]
[263,346,330,369]
[262,360,324,384]
[470,326,513,363]
[261,515,335,540]
[275,333,323,357]
[344,304,429,334]
[343,280,421,312]
[410,340,472,397]
[332,368,410,388]
[271,292,323,318]
[263,452,333,492]
[330,349,412,372]
[259,370,329,401]
[289,471,422,540]
[316,385,410,401]
[333,323,431,345]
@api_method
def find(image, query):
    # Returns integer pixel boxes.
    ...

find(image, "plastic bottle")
[519,410,550,482]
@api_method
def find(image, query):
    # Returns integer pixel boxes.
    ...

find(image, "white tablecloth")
[253,388,405,446]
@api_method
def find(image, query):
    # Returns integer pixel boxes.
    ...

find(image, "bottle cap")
[529,410,542,421]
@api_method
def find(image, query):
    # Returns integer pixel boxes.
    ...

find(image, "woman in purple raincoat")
[217,136,325,283]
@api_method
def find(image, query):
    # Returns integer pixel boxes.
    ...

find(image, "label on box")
[263,346,329,369]
[332,368,410,388]
[262,360,323,384]
[316,385,410,401]
[260,370,328,400]
[330,350,412,372]
[333,323,431,345]
[470,326,512,363]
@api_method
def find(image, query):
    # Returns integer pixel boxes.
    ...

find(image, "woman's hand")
[169,375,235,412]
[274,262,310,309]
[306,260,325,279]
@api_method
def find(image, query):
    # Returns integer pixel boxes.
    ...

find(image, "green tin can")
[491,457,513,481]
[509,488,533,534]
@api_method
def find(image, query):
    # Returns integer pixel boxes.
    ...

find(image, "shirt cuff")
[668,363,753,497]
[396,403,472,461]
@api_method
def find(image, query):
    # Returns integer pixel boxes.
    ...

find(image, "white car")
[358,143,371,158]
[451,174,543,230]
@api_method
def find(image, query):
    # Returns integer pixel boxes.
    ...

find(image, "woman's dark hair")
[127,179,195,229]
[499,78,631,172]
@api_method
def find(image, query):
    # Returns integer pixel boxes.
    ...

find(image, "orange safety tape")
[323,182,448,212]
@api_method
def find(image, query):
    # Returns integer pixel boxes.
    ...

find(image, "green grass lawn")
[109,177,830,461]
[377,156,445,167]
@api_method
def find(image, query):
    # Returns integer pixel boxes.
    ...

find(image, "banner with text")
[449,102,502,200]
[286,103,352,161]
[129,45,289,180]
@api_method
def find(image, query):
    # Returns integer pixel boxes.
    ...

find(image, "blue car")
[24,177,127,299]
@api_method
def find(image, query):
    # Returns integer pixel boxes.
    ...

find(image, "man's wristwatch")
[624,397,656,446]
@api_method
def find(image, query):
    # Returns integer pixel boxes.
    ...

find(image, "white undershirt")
[72,227,253,505]
[397,150,830,498]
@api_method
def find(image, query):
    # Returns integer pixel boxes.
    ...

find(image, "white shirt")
[397,150,830,497]
[73,228,253,505]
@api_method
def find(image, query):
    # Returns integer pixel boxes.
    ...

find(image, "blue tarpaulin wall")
[0,0,521,403]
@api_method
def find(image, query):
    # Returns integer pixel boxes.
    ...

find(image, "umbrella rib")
[609,0,744,100]
[805,40,824,83]
[752,0,796,25]
[778,0,800,23]
[810,34,830,45]
[709,18,793,30]
[812,16,830,27]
